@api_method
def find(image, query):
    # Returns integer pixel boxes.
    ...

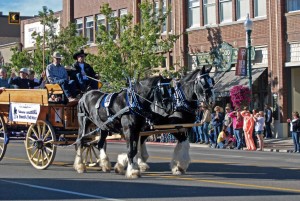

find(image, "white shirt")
[255,117,265,131]
[290,119,298,131]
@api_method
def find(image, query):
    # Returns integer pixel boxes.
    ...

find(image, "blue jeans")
[265,122,272,138]
[211,125,222,146]
[202,122,210,144]
[75,73,98,91]
[217,141,225,149]
[291,131,300,152]
[60,80,77,98]
[192,126,200,142]
[234,128,243,149]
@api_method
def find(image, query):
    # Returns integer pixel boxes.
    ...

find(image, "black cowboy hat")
[73,49,88,60]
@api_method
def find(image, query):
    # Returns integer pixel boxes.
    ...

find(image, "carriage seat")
[45,84,65,103]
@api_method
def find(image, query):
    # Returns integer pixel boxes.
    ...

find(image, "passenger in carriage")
[46,52,78,102]
[0,67,12,88]
[28,69,46,89]
[9,68,43,89]
[70,49,98,93]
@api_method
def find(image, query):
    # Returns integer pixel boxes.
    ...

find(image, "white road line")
[0,179,124,201]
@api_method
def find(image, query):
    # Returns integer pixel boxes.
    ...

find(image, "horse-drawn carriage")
[0,85,103,169]
[0,67,215,178]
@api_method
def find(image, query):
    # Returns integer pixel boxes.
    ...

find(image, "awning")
[211,68,267,97]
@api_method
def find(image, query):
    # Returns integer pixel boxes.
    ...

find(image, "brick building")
[58,0,300,137]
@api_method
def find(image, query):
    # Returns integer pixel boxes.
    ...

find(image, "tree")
[10,47,31,71]
[90,1,180,91]
[56,23,87,66]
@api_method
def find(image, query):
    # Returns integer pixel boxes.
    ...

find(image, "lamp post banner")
[236,47,247,76]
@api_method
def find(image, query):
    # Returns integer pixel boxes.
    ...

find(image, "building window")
[120,8,128,34]
[203,0,216,25]
[219,0,232,23]
[85,16,94,43]
[107,11,117,40]
[96,14,105,32]
[236,0,250,20]
[162,0,173,33]
[75,18,83,36]
[254,0,266,17]
[188,0,200,28]
[287,0,300,12]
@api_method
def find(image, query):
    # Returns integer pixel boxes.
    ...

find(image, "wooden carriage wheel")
[0,115,8,161]
[25,120,57,170]
[81,124,101,167]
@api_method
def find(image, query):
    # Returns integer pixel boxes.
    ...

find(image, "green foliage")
[56,23,87,66]
[92,2,180,91]
[10,47,32,71]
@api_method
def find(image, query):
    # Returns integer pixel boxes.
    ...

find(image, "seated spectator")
[217,125,229,149]
[0,67,11,88]
[28,70,45,89]
[46,52,78,102]
[9,68,41,89]
[70,49,98,92]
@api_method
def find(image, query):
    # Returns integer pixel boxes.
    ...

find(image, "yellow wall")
[292,67,300,113]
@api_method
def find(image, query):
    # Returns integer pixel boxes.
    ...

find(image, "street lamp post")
[244,13,253,111]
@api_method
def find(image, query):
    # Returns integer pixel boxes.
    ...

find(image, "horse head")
[194,65,215,106]
[137,76,174,117]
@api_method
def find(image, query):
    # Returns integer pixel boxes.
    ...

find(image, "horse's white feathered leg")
[170,140,190,175]
[114,153,128,175]
[136,140,150,172]
[126,163,141,179]
[73,146,86,173]
[99,148,111,172]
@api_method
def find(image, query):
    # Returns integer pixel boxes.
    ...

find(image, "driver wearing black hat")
[70,49,98,92]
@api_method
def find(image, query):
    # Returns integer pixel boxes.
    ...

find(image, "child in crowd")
[217,125,229,149]
[253,110,265,151]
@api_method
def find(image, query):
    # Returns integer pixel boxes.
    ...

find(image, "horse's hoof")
[125,169,141,179]
[74,163,86,173]
[114,163,125,175]
[172,167,185,175]
[101,161,112,172]
[138,162,150,172]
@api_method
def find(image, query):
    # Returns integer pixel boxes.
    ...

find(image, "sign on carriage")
[9,103,41,123]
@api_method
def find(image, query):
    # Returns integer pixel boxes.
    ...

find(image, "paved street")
[0,140,300,201]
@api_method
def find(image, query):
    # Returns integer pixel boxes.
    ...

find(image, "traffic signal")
[8,12,20,24]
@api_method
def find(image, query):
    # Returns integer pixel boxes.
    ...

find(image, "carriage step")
[140,128,187,136]
[52,141,76,145]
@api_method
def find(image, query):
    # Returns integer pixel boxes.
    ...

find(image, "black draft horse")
[115,66,215,175]
[73,76,174,178]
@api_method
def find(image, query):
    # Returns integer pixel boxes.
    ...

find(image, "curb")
[107,140,294,153]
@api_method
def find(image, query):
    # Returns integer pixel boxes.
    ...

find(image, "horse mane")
[181,69,200,82]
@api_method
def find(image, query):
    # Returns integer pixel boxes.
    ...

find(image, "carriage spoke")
[43,130,51,141]
[45,146,54,153]
[36,150,41,165]
[37,124,41,139]
[0,127,3,132]
[26,145,34,150]
[84,147,90,164]
[43,139,54,144]
[43,148,50,162]
[0,145,3,151]
[31,127,39,139]
[91,146,100,160]
[28,137,36,142]
[30,149,39,160]
[41,123,46,139]
[40,150,45,167]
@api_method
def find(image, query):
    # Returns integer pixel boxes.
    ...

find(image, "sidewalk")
[189,138,294,153]
[108,138,295,153]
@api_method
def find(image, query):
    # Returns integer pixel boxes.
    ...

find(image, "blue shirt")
[46,63,68,84]
[0,77,11,88]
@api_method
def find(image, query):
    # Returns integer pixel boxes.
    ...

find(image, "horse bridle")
[194,72,215,104]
